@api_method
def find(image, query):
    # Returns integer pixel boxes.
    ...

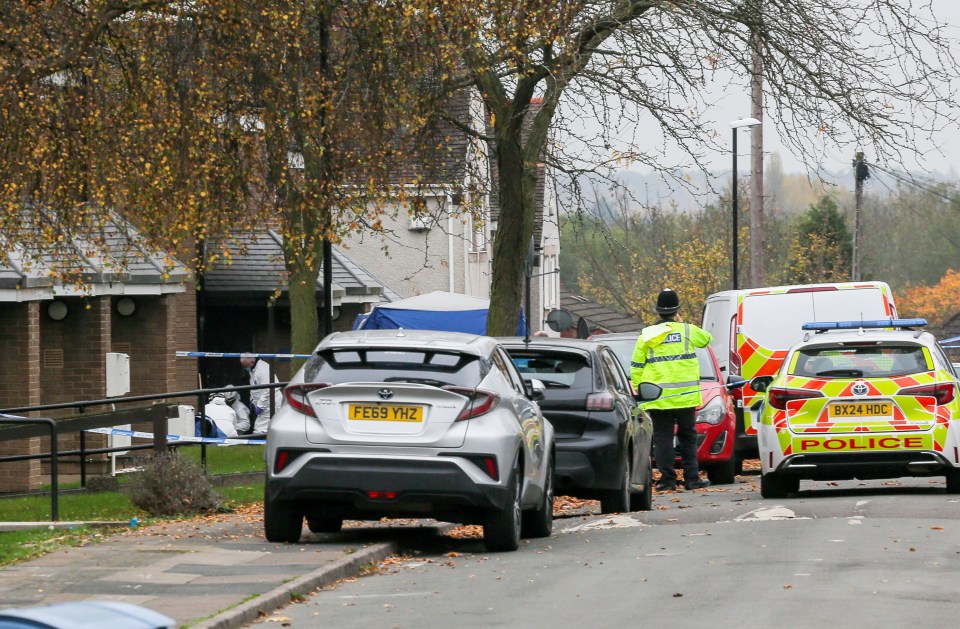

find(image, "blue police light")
[801,318,927,331]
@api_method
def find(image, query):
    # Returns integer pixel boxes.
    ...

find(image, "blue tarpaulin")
[353,291,525,335]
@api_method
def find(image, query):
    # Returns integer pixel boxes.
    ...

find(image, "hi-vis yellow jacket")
[631,321,712,410]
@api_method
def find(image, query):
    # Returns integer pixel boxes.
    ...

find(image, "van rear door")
[702,292,735,376]
[738,284,895,435]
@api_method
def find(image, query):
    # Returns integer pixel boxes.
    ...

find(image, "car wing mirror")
[635,382,662,402]
[526,378,546,402]
[750,375,774,393]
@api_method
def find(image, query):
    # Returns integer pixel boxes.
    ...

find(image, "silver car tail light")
[442,386,499,421]
[284,383,331,417]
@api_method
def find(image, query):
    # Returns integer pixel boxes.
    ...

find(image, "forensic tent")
[353,291,525,335]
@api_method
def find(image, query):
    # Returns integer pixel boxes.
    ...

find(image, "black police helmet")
[655,289,680,315]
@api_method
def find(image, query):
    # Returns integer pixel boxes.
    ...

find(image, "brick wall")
[114,295,165,396]
[174,286,199,394]
[38,297,112,475]
[0,302,42,491]
[1,285,199,493]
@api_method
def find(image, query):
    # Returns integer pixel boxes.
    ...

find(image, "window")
[506,349,593,397]
[303,348,484,387]
[695,347,718,381]
[492,348,524,394]
[408,197,430,231]
[741,288,888,350]
[792,344,930,378]
[469,211,486,252]
[599,350,629,394]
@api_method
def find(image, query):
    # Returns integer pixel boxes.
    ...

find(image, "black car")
[499,338,654,513]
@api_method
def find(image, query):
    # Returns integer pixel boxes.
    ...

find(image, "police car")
[751,319,960,498]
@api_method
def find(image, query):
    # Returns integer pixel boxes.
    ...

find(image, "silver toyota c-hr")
[264,330,556,552]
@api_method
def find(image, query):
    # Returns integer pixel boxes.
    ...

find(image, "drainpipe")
[447,194,455,292]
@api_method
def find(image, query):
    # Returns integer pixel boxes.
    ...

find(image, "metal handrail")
[0,416,58,520]
[0,383,286,519]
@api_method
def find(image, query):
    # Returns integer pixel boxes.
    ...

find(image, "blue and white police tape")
[85,427,266,445]
[176,351,312,359]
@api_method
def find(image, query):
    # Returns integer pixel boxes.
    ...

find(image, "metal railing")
[0,382,284,521]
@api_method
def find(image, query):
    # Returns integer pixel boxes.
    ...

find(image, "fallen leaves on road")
[445,524,483,539]
[554,496,598,515]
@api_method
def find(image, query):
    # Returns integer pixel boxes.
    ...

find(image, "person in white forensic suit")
[222,386,251,435]
[240,353,283,434]
[203,393,239,438]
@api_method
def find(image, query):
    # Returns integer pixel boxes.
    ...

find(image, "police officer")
[631,289,712,491]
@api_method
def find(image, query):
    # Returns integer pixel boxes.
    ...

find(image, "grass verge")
[0,473,265,567]
[0,445,266,566]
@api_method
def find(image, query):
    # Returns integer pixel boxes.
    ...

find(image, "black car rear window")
[792,344,930,378]
[506,351,593,396]
[301,348,486,388]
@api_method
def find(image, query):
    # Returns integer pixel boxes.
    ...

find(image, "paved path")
[0,505,447,629]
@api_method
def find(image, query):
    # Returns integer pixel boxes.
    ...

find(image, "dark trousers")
[649,407,699,485]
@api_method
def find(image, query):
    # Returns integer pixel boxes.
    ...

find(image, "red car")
[590,333,738,485]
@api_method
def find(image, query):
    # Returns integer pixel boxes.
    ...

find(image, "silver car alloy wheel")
[511,470,522,533]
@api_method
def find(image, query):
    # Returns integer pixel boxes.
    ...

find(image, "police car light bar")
[801,318,927,331]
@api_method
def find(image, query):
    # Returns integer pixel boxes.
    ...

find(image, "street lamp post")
[730,117,762,290]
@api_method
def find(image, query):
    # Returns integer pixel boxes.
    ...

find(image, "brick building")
[0,218,194,492]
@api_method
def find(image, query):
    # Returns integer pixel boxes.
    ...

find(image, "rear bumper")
[769,450,959,480]
[554,433,624,493]
[266,454,509,519]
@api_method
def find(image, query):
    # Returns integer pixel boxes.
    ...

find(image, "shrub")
[128,451,219,516]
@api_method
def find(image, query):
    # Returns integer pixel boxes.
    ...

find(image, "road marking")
[732,506,810,522]
[339,592,434,600]
[563,515,649,533]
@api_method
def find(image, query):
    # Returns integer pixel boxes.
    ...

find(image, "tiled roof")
[380,89,474,188]
[0,213,189,296]
[560,285,646,334]
[202,230,387,304]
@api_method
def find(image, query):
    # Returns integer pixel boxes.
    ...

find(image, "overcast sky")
[615,0,960,183]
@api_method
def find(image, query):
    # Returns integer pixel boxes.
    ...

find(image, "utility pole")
[851,152,869,281]
[749,31,765,288]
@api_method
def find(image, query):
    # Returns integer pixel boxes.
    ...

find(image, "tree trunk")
[287,259,319,371]
[487,133,538,336]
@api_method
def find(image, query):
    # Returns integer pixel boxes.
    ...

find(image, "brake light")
[586,392,615,411]
[730,384,744,402]
[767,387,823,410]
[786,286,838,293]
[443,386,499,421]
[274,449,296,473]
[284,383,331,417]
[367,491,398,500]
[900,382,956,405]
